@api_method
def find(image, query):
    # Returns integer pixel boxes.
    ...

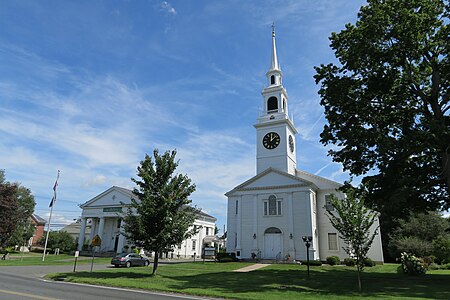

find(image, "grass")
[45,262,450,299]
[0,252,111,266]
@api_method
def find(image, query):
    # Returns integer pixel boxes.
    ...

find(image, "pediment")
[226,168,316,196]
[80,186,135,208]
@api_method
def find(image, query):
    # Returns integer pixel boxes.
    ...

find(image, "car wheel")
[144,260,149,267]
[125,261,131,268]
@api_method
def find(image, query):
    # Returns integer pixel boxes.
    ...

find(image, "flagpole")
[42,170,60,262]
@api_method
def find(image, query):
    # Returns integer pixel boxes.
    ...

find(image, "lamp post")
[302,236,313,278]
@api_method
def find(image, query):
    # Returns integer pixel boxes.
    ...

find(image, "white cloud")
[160,1,177,15]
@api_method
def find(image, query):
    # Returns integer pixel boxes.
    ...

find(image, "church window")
[264,195,282,216]
[178,243,182,249]
[325,195,334,211]
[192,240,196,251]
[270,75,275,85]
[283,99,286,112]
[328,233,338,251]
[264,227,282,234]
[235,200,238,214]
[267,97,278,113]
[117,219,121,228]
[206,227,209,235]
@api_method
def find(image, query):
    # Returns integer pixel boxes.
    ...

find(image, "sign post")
[90,235,102,272]
[73,251,79,272]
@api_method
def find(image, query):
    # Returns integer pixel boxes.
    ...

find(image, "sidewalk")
[234,263,270,272]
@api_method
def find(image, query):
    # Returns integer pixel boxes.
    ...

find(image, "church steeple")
[254,26,297,175]
[270,24,280,71]
[266,24,283,88]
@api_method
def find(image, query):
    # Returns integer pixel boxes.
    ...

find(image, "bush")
[344,258,355,266]
[428,263,441,270]
[441,263,450,270]
[326,256,340,266]
[389,236,433,259]
[302,260,322,266]
[216,252,238,262]
[433,236,450,264]
[363,258,376,267]
[400,252,427,275]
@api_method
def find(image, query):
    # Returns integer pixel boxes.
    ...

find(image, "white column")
[97,217,105,250]
[117,219,126,253]
[89,218,97,241]
[288,193,294,252]
[77,218,87,251]
[236,196,242,254]
[252,195,258,250]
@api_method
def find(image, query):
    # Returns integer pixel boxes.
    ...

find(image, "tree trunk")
[357,264,362,293]
[152,253,159,275]
[442,150,450,193]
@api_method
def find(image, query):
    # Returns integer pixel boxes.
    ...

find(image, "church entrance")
[264,227,282,259]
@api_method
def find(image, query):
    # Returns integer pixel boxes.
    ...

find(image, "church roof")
[80,186,216,220]
[225,167,318,196]
[295,169,342,189]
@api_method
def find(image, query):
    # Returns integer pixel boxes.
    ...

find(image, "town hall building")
[77,186,217,258]
[226,29,384,262]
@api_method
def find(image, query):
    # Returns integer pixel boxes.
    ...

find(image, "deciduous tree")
[327,188,379,292]
[315,0,450,218]
[124,149,197,275]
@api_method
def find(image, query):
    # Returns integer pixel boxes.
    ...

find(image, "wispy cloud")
[160,1,177,15]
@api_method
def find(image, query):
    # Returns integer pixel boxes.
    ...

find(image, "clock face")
[263,132,280,149]
[289,135,294,153]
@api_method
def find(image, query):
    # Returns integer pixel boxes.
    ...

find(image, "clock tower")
[254,26,297,175]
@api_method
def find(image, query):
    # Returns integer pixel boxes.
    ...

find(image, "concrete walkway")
[234,263,270,272]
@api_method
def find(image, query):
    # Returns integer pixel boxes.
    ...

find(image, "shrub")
[302,260,322,266]
[389,236,433,259]
[428,263,440,270]
[344,258,355,266]
[363,258,376,267]
[216,252,238,262]
[432,236,450,264]
[441,263,450,270]
[326,256,340,266]
[400,252,427,275]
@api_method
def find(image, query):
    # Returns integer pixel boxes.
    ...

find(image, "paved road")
[0,264,211,300]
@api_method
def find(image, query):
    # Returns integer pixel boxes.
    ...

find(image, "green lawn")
[46,262,450,299]
[0,252,111,266]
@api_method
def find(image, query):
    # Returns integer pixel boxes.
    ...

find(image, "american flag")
[49,170,60,208]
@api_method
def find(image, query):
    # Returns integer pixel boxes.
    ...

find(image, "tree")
[38,231,75,252]
[9,186,36,249]
[124,149,197,275]
[388,211,449,258]
[327,188,379,292]
[314,0,450,219]
[0,170,36,253]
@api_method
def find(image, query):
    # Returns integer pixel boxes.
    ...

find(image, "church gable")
[80,186,135,208]
[226,168,315,195]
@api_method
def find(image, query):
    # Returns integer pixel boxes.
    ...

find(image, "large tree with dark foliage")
[314,0,450,220]
[124,150,197,275]
[0,170,35,252]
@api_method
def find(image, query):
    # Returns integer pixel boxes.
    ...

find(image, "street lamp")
[302,236,313,278]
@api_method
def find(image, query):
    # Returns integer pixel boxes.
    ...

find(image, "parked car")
[111,253,150,268]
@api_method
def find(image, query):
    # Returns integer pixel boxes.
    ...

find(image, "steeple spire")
[270,23,280,71]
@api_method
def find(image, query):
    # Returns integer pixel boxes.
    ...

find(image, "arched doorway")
[264,227,282,258]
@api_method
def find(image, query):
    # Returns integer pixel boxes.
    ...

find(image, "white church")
[226,29,384,262]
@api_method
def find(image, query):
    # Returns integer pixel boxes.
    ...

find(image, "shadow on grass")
[50,263,450,299]
[160,265,450,299]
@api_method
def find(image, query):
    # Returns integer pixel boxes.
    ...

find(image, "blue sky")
[0,0,368,232]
